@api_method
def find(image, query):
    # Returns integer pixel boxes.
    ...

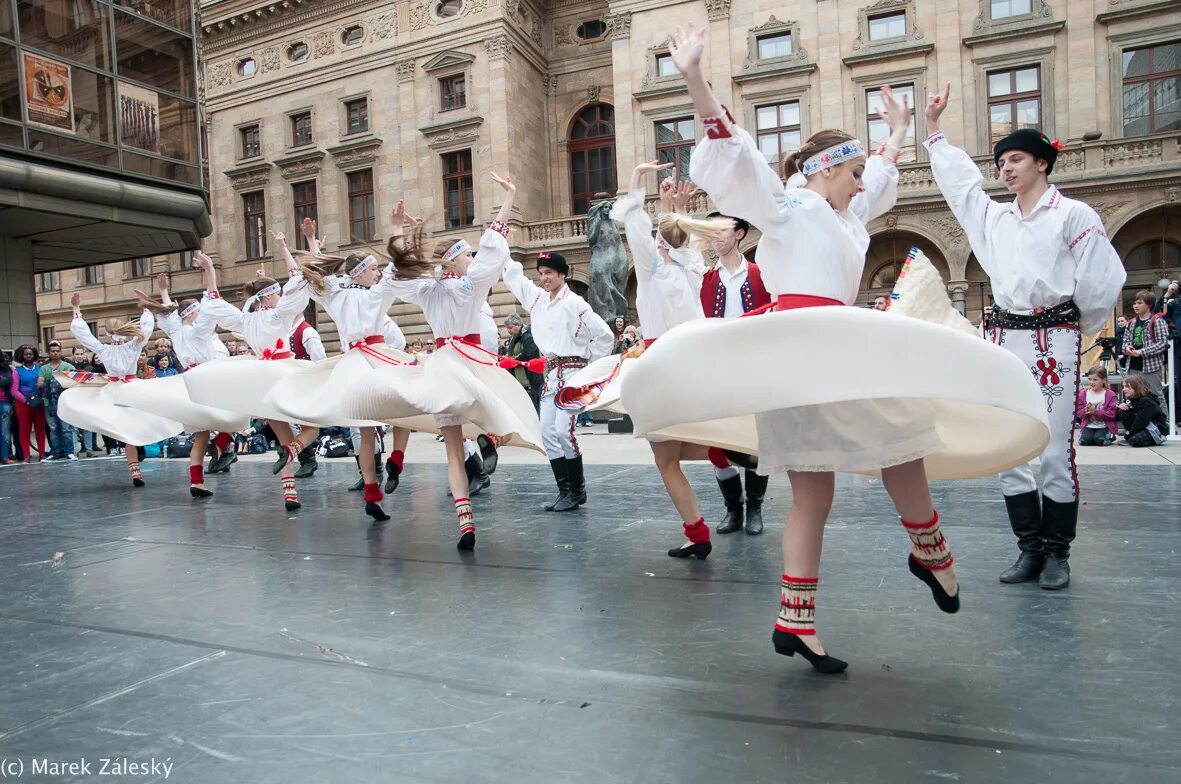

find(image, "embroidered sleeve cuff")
[702,106,737,140]
[489,219,511,237]
[922,131,947,150]
[204,290,221,300]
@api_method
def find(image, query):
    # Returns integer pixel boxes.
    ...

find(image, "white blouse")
[306,266,402,346]
[388,227,509,341]
[479,302,499,353]
[71,311,153,377]
[503,265,614,361]
[382,317,407,352]
[923,132,1126,334]
[202,276,311,356]
[158,305,228,368]
[292,322,327,362]
[611,188,705,340]
[690,126,898,305]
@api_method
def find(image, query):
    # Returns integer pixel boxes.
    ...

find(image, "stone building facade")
[35,0,1181,351]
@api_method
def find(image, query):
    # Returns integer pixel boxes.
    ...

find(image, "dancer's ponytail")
[138,299,179,316]
[656,214,735,250]
[390,226,449,281]
[109,321,147,343]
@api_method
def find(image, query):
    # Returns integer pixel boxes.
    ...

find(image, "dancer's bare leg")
[783,470,835,656]
[650,441,702,522]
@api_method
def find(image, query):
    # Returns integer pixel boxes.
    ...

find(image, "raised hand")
[877,85,911,134]
[131,288,153,307]
[155,272,169,292]
[636,160,675,179]
[669,23,706,76]
[925,82,951,128]
[193,251,213,270]
[70,292,81,309]
[301,217,317,241]
[658,175,676,199]
[490,172,516,193]
[272,230,287,247]
[671,179,699,212]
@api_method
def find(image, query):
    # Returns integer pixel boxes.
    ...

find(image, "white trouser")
[541,365,581,460]
[463,439,478,459]
[349,426,383,455]
[992,325,1081,503]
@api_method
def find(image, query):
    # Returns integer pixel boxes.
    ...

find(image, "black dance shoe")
[457,531,475,551]
[667,541,711,559]
[365,501,390,522]
[907,554,960,614]
[772,630,848,674]
[190,485,213,498]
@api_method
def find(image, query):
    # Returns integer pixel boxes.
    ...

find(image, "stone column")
[0,237,37,348]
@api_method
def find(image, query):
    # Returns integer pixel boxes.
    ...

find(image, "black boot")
[714,474,744,534]
[293,445,318,479]
[553,456,586,512]
[1039,498,1077,590]
[544,458,569,511]
[383,455,401,494]
[744,470,768,535]
[999,491,1045,583]
[477,434,498,475]
[466,453,491,496]
[347,456,365,491]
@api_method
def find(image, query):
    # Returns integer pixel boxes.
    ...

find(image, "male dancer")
[924,84,1125,589]
[504,252,613,512]
[702,214,771,535]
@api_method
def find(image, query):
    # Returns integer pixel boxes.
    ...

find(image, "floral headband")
[180,302,200,319]
[801,140,866,177]
[347,255,377,278]
[244,282,281,311]
[442,239,470,263]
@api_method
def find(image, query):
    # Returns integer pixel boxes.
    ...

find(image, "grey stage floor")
[0,458,1177,783]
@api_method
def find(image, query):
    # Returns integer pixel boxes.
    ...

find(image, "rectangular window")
[290,111,312,146]
[347,169,376,242]
[130,257,152,277]
[36,272,59,292]
[240,124,260,158]
[292,180,318,251]
[991,0,1032,19]
[757,33,793,61]
[868,12,906,42]
[86,321,98,338]
[1122,41,1181,136]
[440,75,466,111]
[655,53,677,78]
[243,190,267,260]
[84,265,104,285]
[655,117,695,180]
[345,98,369,134]
[755,102,802,167]
[866,83,917,163]
[987,66,1041,144]
[41,326,55,348]
[441,150,475,229]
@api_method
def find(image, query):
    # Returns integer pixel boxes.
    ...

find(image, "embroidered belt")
[545,356,587,373]
[990,300,1080,330]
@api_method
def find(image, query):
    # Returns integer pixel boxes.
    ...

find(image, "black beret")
[993,128,1061,175]
[536,251,569,276]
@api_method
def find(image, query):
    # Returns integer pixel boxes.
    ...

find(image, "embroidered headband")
[347,255,377,278]
[180,302,200,319]
[442,240,470,263]
[801,140,866,177]
[244,282,281,311]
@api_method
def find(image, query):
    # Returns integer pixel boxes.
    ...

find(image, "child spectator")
[1117,375,1168,447]
[1076,366,1117,446]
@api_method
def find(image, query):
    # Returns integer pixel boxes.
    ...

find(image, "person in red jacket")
[701,212,772,536]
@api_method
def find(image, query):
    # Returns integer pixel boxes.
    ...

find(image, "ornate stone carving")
[973,0,1054,32]
[225,162,272,191]
[606,12,631,40]
[1166,187,1180,203]
[704,0,733,21]
[896,166,936,191]
[1055,149,1086,173]
[544,73,560,96]
[313,31,334,58]
[464,0,490,14]
[426,126,481,149]
[1102,140,1163,168]
[396,59,417,82]
[1087,201,1123,226]
[925,214,966,247]
[530,18,543,45]
[554,24,574,46]
[409,4,431,31]
[328,138,384,170]
[276,151,326,181]
[368,10,396,39]
[587,85,602,102]
[260,45,280,73]
[885,215,898,228]
[484,35,510,60]
[208,61,232,88]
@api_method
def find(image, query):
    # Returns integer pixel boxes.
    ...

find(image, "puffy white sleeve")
[690,126,793,232]
[848,155,899,224]
[579,306,615,362]
[382,274,435,307]
[156,310,182,339]
[923,132,998,273]
[1065,204,1126,335]
[503,259,544,312]
[382,317,408,351]
[201,292,245,333]
[134,310,155,352]
[277,273,312,327]
[70,315,105,355]
[468,226,512,291]
[191,298,220,339]
[301,326,328,362]
[611,189,658,284]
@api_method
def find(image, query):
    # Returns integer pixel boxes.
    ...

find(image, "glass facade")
[0,0,202,190]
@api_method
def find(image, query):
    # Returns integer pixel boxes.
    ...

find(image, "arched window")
[569,104,616,215]
[1125,240,1181,271]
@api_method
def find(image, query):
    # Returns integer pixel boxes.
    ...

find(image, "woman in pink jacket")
[1076,366,1118,446]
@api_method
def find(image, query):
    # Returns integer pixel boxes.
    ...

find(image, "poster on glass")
[119,83,160,154]
[23,53,75,133]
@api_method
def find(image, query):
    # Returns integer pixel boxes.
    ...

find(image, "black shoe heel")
[383,460,401,494]
[772,630,848,674]
[272,447,294,476]
[285,500,301,512]
[667,541,711,559]
[190,486,213,498]
[366,502,390,522]
[132,478,145,488]
[908,554,960,614]
[457,531,475,551]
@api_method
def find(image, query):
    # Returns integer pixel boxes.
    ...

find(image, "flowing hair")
[782,129,859,179]
[388,226,463,281]
[139,299,179,316]
[293,251,381,294]
[656,214,735,250]
[109,320,147,343]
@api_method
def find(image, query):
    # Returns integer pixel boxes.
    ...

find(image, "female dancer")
[620,23,1050,673]
[57,295,183,486]
[181,248,318,511]
[122,274,249,497]
[383,173,543,548]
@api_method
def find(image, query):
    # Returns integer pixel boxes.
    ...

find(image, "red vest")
[700,261,771,318]
[290,320,312,361]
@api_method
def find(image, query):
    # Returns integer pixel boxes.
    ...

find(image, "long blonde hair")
[109,320,147,343]
[387,226,462,281]
[656,214,735,250]
[138,300,179,316]
[292,251,379,295]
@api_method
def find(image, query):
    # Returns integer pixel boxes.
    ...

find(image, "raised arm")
[1065,203,1126,335]
[156,272,172,307]
[272,231,299,277]
[135,309,155,351]
[502,258,544,311]
[300,217,322,255]
[68,293,105,354]
[467,173,518,289]
[849,86,905,223]
[194,251,219,296]
[612,162,673,283]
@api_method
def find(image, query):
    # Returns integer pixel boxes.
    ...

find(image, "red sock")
[683,518,710,543]
[388,450,405,471]
[189,465,204,485]
[707,448,731,470]
[455,497,474,535]
[213,432,232,452]
[363,482,383,503]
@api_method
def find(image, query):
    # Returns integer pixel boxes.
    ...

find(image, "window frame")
[654,115,696,181]
[441,149,475,229]
[128,257,153,278]
[973,48,1055,154]
[852,67,928,162]
[238,122,261,159]
[36,272,60,292]
[865,82,918,163]
[439,74,467,112]
[654,52,678,80]
[83,265,104,286]
[989,0,1033,21]
[346,168,376,243]
[242,190,268,260]
[1120,40,1181,137]
[289,110,313,147]
[753,99,803,169]
[867,11,908,43]
[343,96,369,135]
[292,180,319,251]
[985,65,1042,146]
[568,103,617,216]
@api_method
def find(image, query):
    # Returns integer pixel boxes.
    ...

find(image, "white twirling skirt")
[181,355,318,423]
[621,308,1050,479]
[56,378,183,446]
[114,374,249,434]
